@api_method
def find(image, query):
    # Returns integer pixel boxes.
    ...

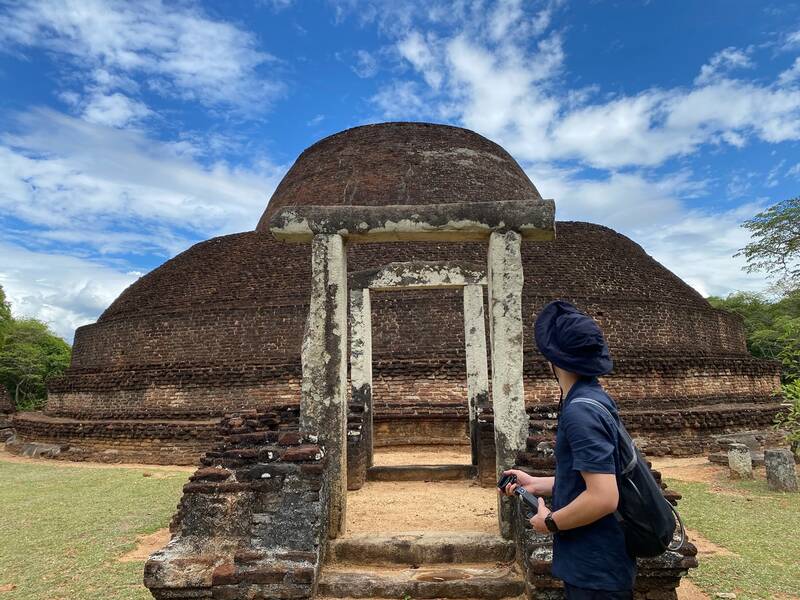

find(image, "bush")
[774,381,800,455]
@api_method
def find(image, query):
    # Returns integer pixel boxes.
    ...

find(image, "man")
[502,300,635,599]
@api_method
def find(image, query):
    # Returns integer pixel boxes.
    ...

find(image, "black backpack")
[571,398,685,558]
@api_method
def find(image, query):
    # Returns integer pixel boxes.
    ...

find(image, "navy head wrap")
[534,300,613,377]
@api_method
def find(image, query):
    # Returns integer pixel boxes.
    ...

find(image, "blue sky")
[0,0,799,342]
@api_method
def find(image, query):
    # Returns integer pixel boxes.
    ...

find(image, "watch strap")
[545,512,559,533]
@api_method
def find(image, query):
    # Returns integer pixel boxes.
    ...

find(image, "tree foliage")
[735,197,800,292]
[707,289,800,383]
[0,286,72,410]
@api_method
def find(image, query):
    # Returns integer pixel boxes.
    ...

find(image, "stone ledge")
[269,200,556,242]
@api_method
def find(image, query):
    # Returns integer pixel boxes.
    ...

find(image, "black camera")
[497,472,539,520]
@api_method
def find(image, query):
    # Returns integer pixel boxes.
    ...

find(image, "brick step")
[327,531,515,566]
[317,563,524,599]
[366,464,476,482]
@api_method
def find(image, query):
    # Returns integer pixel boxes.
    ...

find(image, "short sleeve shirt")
[551,377,636,591]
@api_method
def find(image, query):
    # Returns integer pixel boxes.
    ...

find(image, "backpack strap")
[570,398,687,552]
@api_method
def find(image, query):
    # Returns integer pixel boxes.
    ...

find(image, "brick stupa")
[10,122,783,464]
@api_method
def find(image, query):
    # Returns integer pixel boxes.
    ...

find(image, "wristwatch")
[544,512,560,533]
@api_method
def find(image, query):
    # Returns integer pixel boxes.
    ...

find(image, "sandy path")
[346,480,499,535]
[372,445,472,466]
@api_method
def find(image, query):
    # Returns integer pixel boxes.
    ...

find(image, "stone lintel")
[269,200,556,243]
[351,261,487,291]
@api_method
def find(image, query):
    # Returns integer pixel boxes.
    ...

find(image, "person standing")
[502,300,636,599]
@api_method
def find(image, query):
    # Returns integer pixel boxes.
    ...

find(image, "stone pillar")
[765,449,798,492]
[727,443,753,479]
[463,284,489,467]
[350,288,374,467]
[487,230,528,538]
[301,233,348,538]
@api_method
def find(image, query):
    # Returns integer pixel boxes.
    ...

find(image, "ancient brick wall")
[48,225,772,427]
[10,412,216,465]
[145,406,331,600]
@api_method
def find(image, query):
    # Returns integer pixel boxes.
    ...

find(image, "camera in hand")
[497,473,539,520]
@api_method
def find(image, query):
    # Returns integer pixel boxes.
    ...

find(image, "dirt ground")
[649,456,724,484]
[118,529,171,562]
[345,479,498,535]
[372,445,472,466]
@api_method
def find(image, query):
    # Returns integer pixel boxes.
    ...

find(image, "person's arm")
[500,469,554,497]
[531,472,617,533]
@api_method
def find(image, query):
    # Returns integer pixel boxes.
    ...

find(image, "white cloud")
[694,47,753,85]
[352,49,379,78]
[0,242,140,342]
[635,203,772,298]
[779,57,800,85]
[398,31,442,89]
[369,9,800,170]
[0,0,283,115]
[529,164,770,297]
[0,108,284,257]
[81,92,152,127]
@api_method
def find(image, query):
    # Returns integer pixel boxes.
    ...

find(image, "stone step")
[366,464,476,482]
[327,531,515,566]
[317,563,524,599]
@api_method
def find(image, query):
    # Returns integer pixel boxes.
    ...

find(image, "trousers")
[564,583,633,599]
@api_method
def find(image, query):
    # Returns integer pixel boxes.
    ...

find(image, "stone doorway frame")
[269,199,555,538]
[348,261,489,471]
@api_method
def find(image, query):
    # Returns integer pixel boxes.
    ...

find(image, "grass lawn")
[0,459,187,600]
[667,475,800,600]
[2,455,798,600]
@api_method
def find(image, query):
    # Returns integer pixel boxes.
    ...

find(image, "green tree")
[0,286,11,343]
[0,288,72,410]
[735,197,800,292]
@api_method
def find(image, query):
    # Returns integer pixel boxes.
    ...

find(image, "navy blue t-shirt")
[551,377,636,591]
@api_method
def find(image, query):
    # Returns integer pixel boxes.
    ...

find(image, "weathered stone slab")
[765,448,798,492]
[269,200,556,243]
[463,284,489,467]
[300,233,348,538]
[727,443,753,479]
[487,230,527,538]
[349,289,373,468]
[351,261,486,290]
[327,531,516,565]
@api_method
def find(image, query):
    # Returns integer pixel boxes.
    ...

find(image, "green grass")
[0,461,186,600]
[2,458,798,600]
[667,476,800,600]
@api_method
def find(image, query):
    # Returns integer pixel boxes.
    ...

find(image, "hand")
[500,469,551,497]
[529,498,551,534]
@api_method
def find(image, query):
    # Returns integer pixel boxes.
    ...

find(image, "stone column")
[765,449,798,492]
[350,288,374,467]
[300,233,348,538]
[463,284,489,467]
[487,230,528,538]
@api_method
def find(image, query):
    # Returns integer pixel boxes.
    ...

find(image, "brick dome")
[256,122,542,230]
[12,122,782,464]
